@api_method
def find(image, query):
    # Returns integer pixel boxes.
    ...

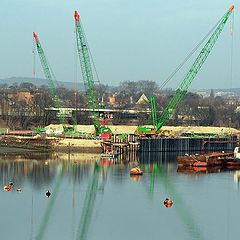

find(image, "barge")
[177,147,240,168]
[177,152,234,167]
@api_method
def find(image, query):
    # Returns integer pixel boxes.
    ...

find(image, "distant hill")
[0,77,85,90]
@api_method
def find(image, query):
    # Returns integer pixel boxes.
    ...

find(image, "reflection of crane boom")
[148,164,205,240]
[155,5,234,132]
[74,11,111,138]
[35,163,66,240]
[76,163,100,240]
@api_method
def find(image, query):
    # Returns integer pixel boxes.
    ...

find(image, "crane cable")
[79,21,101,85]
[227,12,234,240]
[159,14,225,90]
[73,29,79,125]
[228,11,234,131]
[32,38,36,78]
[229,10,234,88]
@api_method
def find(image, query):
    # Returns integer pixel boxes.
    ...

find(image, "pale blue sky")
[0,0,239,89]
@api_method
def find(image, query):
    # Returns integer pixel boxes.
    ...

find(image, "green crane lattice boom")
[33,33,77,134]
[149,96,157,128]
[33,32,65,126]
[155,5,234,132]
[74,11,111,137]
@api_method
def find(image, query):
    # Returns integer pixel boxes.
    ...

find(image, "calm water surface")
[0,151,239,240]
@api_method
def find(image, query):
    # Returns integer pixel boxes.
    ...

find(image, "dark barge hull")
[177,152,234,167]
[139,136,237,152]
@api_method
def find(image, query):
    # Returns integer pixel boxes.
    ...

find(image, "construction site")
[3,3,240,240]
[0,5,239,156]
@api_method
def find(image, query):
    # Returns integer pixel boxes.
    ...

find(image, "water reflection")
[0,151,239,240]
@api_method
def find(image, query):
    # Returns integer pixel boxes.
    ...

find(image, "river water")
[0,151,239,240]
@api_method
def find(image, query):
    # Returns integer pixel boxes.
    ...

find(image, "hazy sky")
[0,0,239,89]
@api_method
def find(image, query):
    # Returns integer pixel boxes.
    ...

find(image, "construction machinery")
[136,5,234,136]
[33,32,76,135]
[74,11,112,139]
[135,96,157,136]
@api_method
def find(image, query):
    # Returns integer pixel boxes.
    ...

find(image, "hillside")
[0,77,85,90]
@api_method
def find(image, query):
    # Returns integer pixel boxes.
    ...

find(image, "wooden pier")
[101,134,238,154]
[101,134,139,154]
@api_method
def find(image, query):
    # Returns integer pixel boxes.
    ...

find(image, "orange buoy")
[130,175,142,182]
[164,198,173,208]
[130,167,143,175]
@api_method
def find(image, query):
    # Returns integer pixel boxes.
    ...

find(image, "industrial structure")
[74,11,112,139]
[136,5,234,136]
[33,32,76,134]
[0,5,236,154]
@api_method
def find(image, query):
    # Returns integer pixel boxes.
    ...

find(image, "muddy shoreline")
[0,145,102,154]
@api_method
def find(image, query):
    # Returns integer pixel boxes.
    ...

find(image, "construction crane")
[150,96,157,128]
[33,32,75,134]
[135,96,157,136]
[74,11,112,139]
[136,5,234,136]
[155,5,234,133]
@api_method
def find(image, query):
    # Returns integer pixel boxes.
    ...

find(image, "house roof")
[136,93,149,105]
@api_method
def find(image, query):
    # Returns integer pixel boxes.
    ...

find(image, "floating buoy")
[9,181,13,186]
[74,160,78,164]
[130,167,143,175]
[4,185,12,191]
[164,198,173,208]
[16,188,22,192]
[46,190,51,198]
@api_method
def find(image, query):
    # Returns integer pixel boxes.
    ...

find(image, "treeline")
[0,81,240,129]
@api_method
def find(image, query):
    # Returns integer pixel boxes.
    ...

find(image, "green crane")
[135,96,157,136]
[33,32,75,134]
[155,5,234,133]
[74,11,112,138]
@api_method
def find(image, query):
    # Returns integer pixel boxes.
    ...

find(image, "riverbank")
[45,124,238,135]
[0,125,238,154]
[0,136,102,153]
[54,138,102,153]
